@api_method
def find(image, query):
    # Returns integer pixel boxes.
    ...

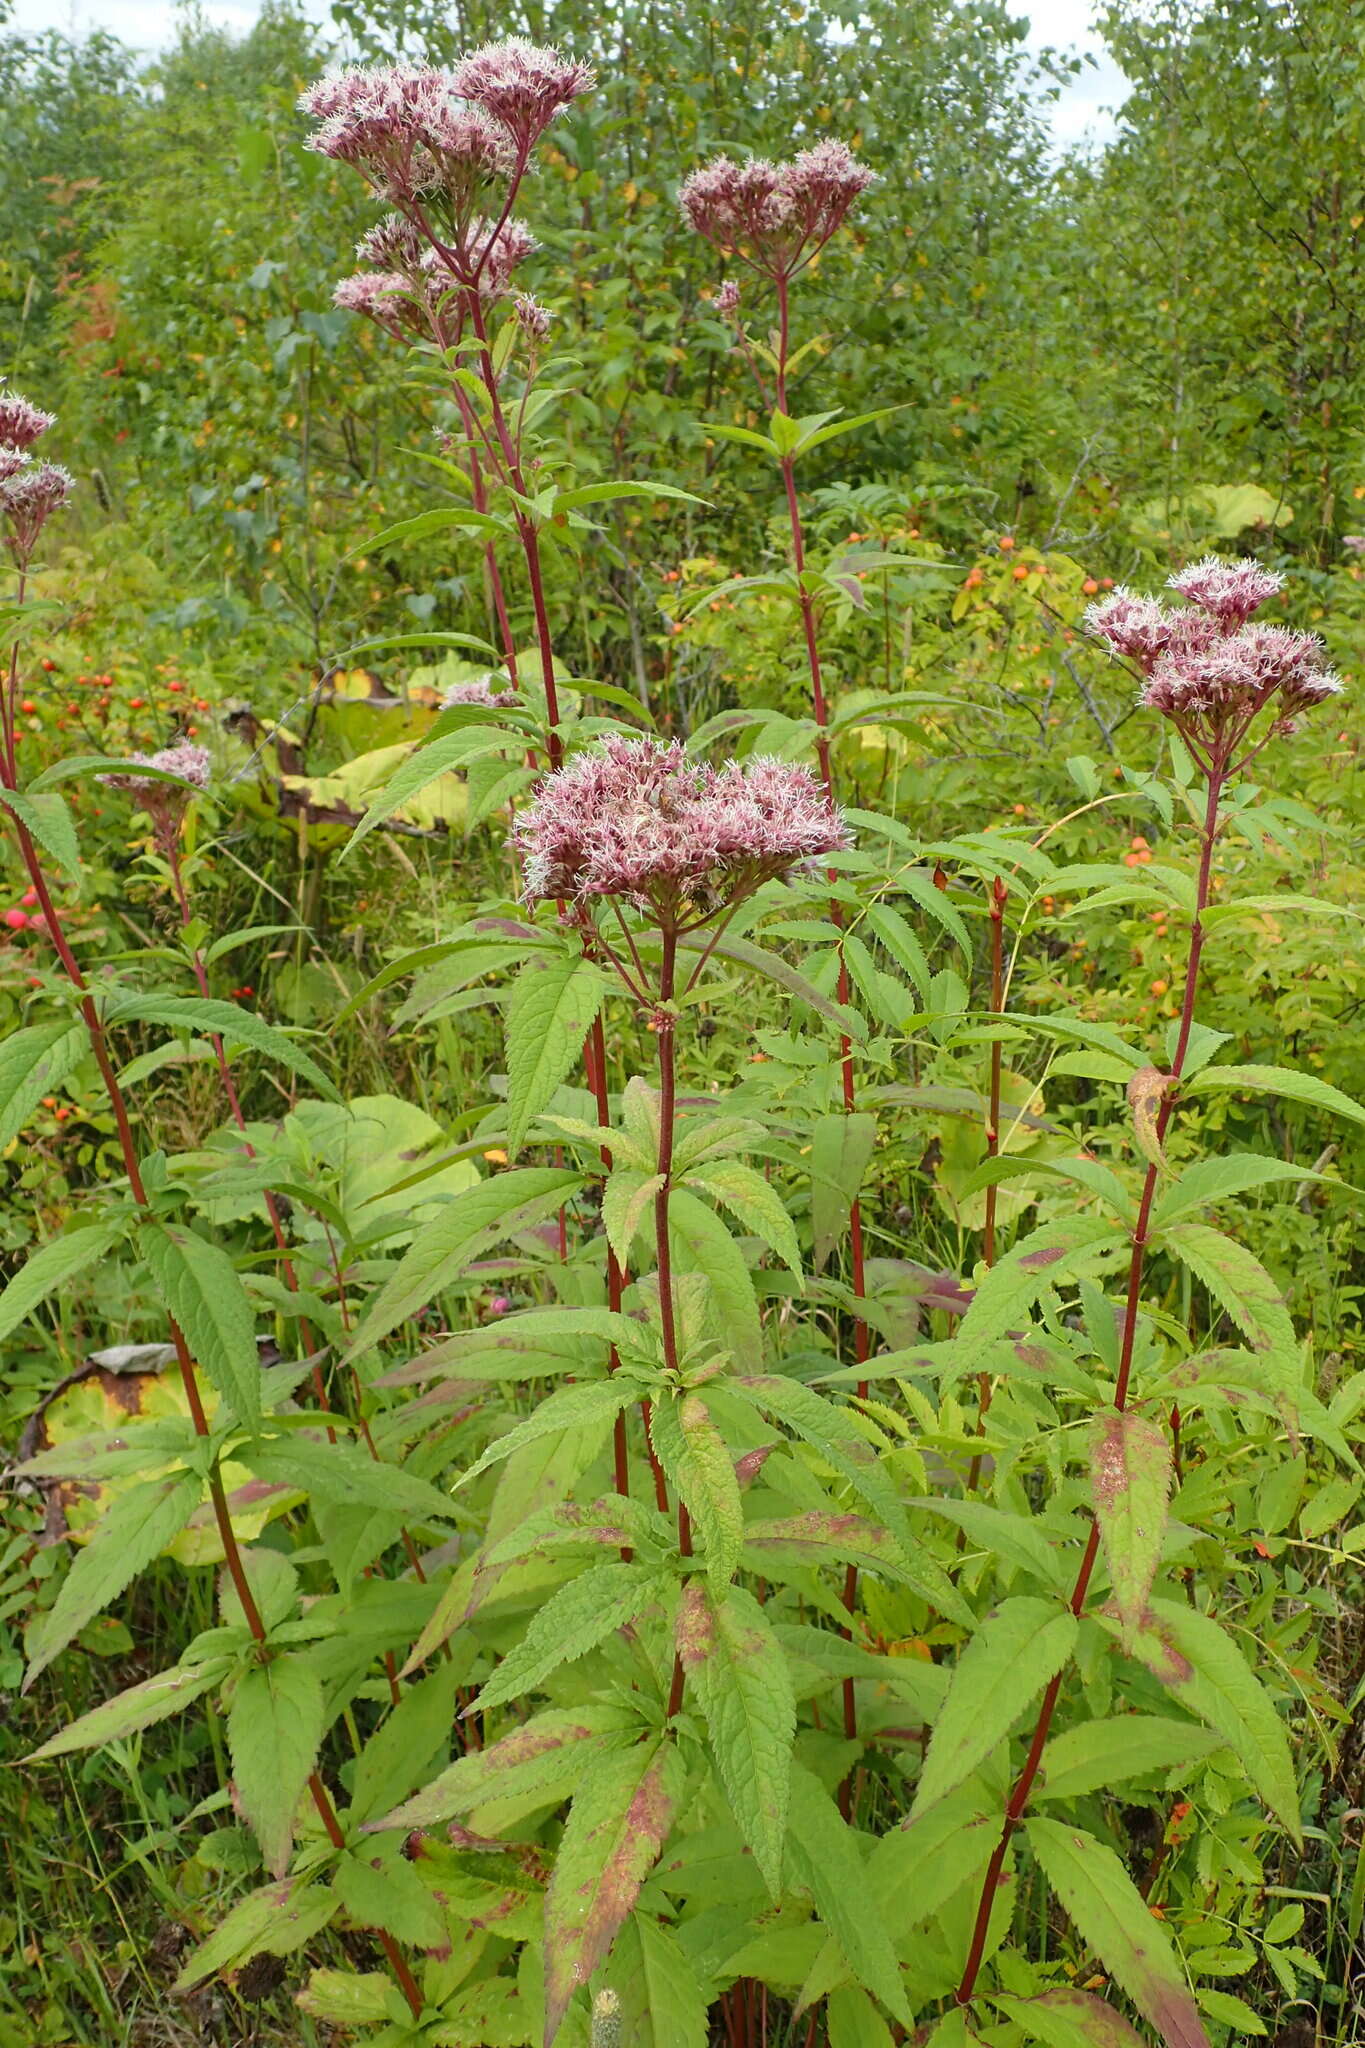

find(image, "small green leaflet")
[469,1561,668,1714]
[1119,1597,1301,1839]
[649,1394,744,1583]
[105,992,336,1101]
[1025,1819,1210,2048]
[0,1218,126,1348]
[1159,1221,1299,1394]
[175,1878,338,1991]
[809,1113,877,1272]
[23,1472,203,1689]
[0,1019,86,1151]
[141,1222,262,1427]
[949,1216,1128,1374]
[342,1166,583,1361]
[682,1158,802,1274]
[504,954,607,1153]
[26,1658,227,1760]
[543,1736,685,2046]
[227,1653,325,1876]
[912,1597,1078,1816]
[678,1581,794,1898]
[1091,1407,1171,1640]
[786,1763,911,2026]
[1036,1715,1225,1803]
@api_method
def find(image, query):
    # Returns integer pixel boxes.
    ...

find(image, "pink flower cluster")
[514,736,850,921]
[680,141,876,277]
[1086,556,1342,757]
[450,38,595,150]
[443,678,521,709]
[101,743,211,841]
[0,392,70,566]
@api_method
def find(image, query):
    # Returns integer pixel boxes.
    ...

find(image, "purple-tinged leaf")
[679,1580,794,1897]
[992,1987,1148,2048]
[371,1704,631,1833]
[1091,1407,1172,1640]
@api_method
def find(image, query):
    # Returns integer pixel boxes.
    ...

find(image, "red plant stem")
[772,272,870,1792]
[588,1008,637,1533]
[650,926,696,1716]
[964,876,1009,1507]
[1,753,425,2023]
[954,769,1225,2011]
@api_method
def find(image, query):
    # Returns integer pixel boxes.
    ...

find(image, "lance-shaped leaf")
[684,1159,802,1274]
[991,1987,1149,2048]
[949,1216,1128,1374]
[227,1652,325,1876]
[470,1562,668,1715]
[744,1511,936,1590]
[809,1112,877,1272]
[648,1394,743,1583]
[1185,1061,1365,1128]
[26,1657,227,1760]
[24,1471,203,1689]
[678,1581,794,1898]
[175,1879,338,1991]
[667,1188,763,1368]
[141,1222,262,1427]
[1036,1715,1225,1803]
[3,787,80,878]
[343,1166,583,1361]
[0,1217,127,1347]
[0,1019,86,1152]
[1025,1819,1210,2048]
[1091,1408,1172,1640]
[786,1763,911,2026]
[912,1597,1078,1817]
[373,1704,630,1833]
[505,954,607,1154]
[1117,1597,1300,1839]
[607,1913,710,2048]
[105,993,336,1100]
[455,1378,641,1493]
[543,1736,684,2046]
[602,1168,664,1266]
[1160,1221,1300,1396]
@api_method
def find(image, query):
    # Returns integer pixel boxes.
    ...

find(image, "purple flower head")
[513,736,850,924]
[356,211,426,273]
[1343,534,1365,554]
[333,270,423,337]
[302,63,514,208]
[443,678,521,709]
[1167,554,1283,625]
[680,142,874,277]
[514,291,552,342]
[451,37,595,149]
[0,393,57,451]
[100,743,211,843]
[714,279,741,315]
[0,462,73,564]
[0,448,30,485]
[1088,557,1344,759]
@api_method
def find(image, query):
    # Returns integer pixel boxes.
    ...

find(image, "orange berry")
[1012,803,1027,815]
[129,697,144,709]
[998,535,1015,551]
[20,699,35,714]
[1130,836,1149,850]
[1150,979,1168,996]
[1012,564,1028,580]
[1082,578,1099,595]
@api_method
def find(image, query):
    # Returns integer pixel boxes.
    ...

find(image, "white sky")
[7,0,1126,150]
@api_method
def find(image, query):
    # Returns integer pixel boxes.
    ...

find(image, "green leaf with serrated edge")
[1151,1154,1328,1230]
[666,1187,763,1367]
[106,993,335,1100]
[1160,1221,1298,1390]
[342,1166,582,1361]
[26,1659,227,1761]
[867,1787,999,1934]
[912,1598,1078,1817]
[247,1435,457,1523]
[333,1848,446,1948]
[678,1580,794,1896]
[862,901,931,1003]
[470,1562,667,1715]
[809,1113,877,1272]
[649,1394,743,1583]
[543,1737,684,2047]
[991,1988,1149,2048]
[505,954,607,1155]
[683,1158,802,1274]
[905,1497,1068,1591]
[949,1217,1129,1374]
[1186,1062,1365,1127]
[455,1378,639,1492]
[773,1624,948,1719]
[483,1495,667,1570]
[610,1913,710,2048]
[827,1987,896,2048]
[786,1763,911,2026]
[140,1223,261,1427]
[371,1705,629,1833]
[732,1376,972,1626]
[339,723,513,857]
[0,1020,86,1151]
[602,1167,663,1267]
[0,1218,125,1347]
[23,1472,202,1690]
[2,787,80,878]
[175,1879,338,1991]
[676,928,864,1037]
[296,1970,392,2027]
[1114,1597,1300,1839]
[556,478,707,511]
[227,1653,324,1876]
[1091,1408,1171,1639]
[743,1512,936,1590]
[1036,1716,1225,1803]
[349,1662,463,1822]
[1025,1819,1210,2048]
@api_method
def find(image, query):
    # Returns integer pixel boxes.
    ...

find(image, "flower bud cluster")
[680,140,875,279]
[0,392,69,567]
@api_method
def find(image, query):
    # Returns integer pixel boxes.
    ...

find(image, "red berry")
[40,658,55,672]
[22,888,38,907]
[20,700,36,714]
[5,908,28,930]
[129,697,144,709]
[168,680,183,693]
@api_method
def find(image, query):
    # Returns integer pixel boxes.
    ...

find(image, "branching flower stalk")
[514,736,849,1716]
[0,416,425,2022]
[681,142,878,1774]
[954,557,1343,2012]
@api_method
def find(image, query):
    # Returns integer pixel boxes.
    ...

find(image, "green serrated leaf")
[678,1580,794,1897]
[1091,1408,1171,1639]
[140,1222,261,1427]
[505,955,606,1154]
[786,1763,911,2026]
[228,1653,325,1876]
[0,1019,87,1151]
[106,993,336,1101]
[912,1597,1078,1816]
[0,1218,126,1347]
[649,1394,743,1583]
[684,1158,802,1275]
[470,1561,666,1715]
